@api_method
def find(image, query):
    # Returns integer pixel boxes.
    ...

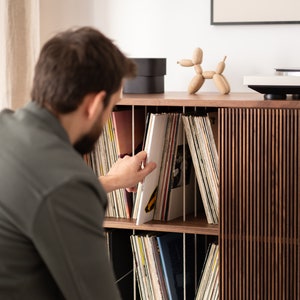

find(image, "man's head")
[31,26,136,113]
[31,27,136,154]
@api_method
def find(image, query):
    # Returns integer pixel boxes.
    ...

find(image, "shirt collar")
[22,101,71,144]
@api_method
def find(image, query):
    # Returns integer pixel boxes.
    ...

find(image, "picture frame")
[211,0,300,25]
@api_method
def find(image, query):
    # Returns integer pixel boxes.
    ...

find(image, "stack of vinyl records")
[130,232,197,300]
[85,108,146,218]
[182,112,219,224]
[195,243,219,300]
[133,112,194,225]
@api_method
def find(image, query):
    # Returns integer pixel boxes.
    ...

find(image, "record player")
[244,69,300,100]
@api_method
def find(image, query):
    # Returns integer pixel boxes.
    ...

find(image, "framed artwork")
[211,0,300,25]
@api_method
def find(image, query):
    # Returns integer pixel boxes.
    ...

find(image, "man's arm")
[100,150,156,193]
[32,179,121,300]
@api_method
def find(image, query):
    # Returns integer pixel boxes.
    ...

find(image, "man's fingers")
[126,186,137,192]
[141,161,156,175]
[135,150,147,163]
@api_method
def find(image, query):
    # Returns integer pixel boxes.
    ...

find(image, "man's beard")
[74,117,103,155]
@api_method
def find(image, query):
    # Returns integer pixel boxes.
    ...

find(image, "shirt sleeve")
[31,179,121,300]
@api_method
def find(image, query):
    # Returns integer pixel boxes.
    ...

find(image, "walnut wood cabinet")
[103,92,300,299]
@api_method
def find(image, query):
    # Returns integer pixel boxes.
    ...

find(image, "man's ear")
[85,91,106,120]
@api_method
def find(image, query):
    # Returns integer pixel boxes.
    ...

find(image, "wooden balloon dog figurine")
[177,48,230,94]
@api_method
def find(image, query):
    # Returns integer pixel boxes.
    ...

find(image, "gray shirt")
[0,102,121,299]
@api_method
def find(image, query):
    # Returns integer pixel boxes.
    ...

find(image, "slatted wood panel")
[219,108,299,300]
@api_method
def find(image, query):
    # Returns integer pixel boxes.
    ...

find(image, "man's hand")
[99,151,156,193]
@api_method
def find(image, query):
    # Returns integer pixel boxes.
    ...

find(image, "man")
[0,27,156,299]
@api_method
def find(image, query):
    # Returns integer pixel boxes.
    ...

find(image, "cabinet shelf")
[103,214,219,236]
[120,92,300,108]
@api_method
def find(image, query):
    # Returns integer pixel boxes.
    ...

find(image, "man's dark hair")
[31,27,136,113]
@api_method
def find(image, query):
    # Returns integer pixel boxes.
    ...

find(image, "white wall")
[39,0,96,45]
[40,0,300,93]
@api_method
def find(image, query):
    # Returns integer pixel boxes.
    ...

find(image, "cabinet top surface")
[119,92,300,108]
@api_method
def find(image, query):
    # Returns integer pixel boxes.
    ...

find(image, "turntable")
[244,72,300,100]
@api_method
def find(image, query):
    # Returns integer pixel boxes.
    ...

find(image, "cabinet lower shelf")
[103,214,219,236]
